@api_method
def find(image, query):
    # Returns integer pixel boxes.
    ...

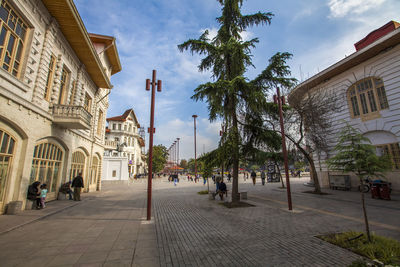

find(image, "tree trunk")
[293,142,322,193]
[231,108,240,203]
[308,158,321,194]
[359,176,371,242]
[274,161,285,188]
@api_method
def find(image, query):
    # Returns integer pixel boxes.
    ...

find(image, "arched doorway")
[69,151,86,182]
[29,142,63,197]
[0,129,16,211]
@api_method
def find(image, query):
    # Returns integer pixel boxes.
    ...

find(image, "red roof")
[354,21,400,51]
[106,108,140,126]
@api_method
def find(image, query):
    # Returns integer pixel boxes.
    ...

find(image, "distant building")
[0,0,121,213]
[102,109,146,182]
[289,21,400,190]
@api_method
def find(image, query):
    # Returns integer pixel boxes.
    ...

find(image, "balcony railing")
[104,140,117,150]
[52,104,92,130]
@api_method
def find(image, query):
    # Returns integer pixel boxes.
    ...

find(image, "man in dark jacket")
[72,173,84,201]
[27,181,41,209]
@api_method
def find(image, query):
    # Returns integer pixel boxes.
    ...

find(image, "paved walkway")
[0,176,398,266]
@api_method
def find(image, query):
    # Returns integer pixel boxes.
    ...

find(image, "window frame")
[44,54,56,101]
[347,77,389,121]
[58,65,70,105]
[0,1,28,78]
[376,143,400,170]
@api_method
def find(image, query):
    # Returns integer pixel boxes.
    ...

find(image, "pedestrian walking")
[173,173,179,186]
[261,171,266,185]
[215,174,222,192]
[27,181,41,209]
[40,184,48,208]
[251,170,257,185]
[227,173,231,182]
[72,172,84,201]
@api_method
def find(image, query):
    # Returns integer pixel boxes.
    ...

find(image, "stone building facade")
[0,0,121,213]
[289,21,400,191]
[103,108,146,182]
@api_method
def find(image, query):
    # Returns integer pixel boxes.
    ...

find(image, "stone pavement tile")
[34,246,66,257]
[1,258,24,267]
[85,241,115,252]
[46,252,83,266]
[16,255,55,267]
[76,251,108,264]
[103,259,132,266]
[134,247,159,258]
[132,256,160,267]
[63,243,90,253]
[106,248,135,261]
[135,238,157,249]
[112,239,137,250]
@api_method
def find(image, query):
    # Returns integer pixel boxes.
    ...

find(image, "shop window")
[0,1,28,77]
[0,129,15,202]
[30,142,63,193]
[44,55,56,101]
[376,143,400,170]
[347,77,389,121]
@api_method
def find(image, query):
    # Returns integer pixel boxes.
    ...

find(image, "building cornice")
[289,26,400,104]
[42,0,112,89]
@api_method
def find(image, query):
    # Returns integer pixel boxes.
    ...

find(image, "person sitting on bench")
[218,180,227,200]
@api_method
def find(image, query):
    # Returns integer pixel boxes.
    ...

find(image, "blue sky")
[75,0,399,160]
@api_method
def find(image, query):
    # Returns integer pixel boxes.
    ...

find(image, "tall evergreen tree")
[178,0,295,202]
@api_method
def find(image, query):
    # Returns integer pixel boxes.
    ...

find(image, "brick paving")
[0,176,398,266]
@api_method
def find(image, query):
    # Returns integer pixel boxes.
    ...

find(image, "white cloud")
[327,0,386,18]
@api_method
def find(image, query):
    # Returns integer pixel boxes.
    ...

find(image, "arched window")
[69,151,86,182]
[347,77,389,120]
[0,129,15,204]
[90,156,100,185]
[30,143,63,193]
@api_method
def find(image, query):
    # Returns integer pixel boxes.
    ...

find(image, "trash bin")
[370,183,380,199]
[379,183,391,200]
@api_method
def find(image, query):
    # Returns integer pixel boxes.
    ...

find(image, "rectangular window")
[44,55,56,100]
[112,124,116,130]
[0,1,27,77]
[124,124,127,131]
[69,80,76,105]
[112,170,116,177]
[359,93,368,114]
[84,93,92,113]
[97,109,103,135]
[350,96,360,117]
[376,86,389,109]
[118,124,121,130]
[58,66,70,104]
[367,90,377,112]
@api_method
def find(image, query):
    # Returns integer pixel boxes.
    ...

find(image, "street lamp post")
[177,138,180,168]
[192,115,198,182]
[274,87,293,211]
[145,70,162,220]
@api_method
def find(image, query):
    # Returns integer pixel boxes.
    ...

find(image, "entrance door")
[0,130,15,213]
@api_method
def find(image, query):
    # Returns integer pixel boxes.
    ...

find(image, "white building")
[0,0,121,213]
[102,109,146,182]
[289,21,400,191]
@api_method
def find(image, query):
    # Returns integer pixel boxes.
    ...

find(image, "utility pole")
[145,70,162,220]
[192,115,198,182]
[274,87,292,211]
[177,138,180,168]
